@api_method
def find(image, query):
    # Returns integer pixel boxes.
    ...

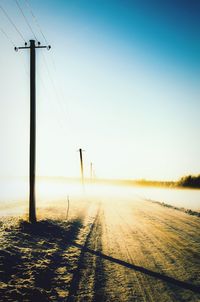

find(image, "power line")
[1,1,71,138]
[24,0,63,92]
[24,0,48,45]
[0,27,16,47]
[23,0,57,74]
[23,0,71,120]
[20,0,73,141]
[14,0,70,136]
[0,27,29,77]
[23,0,72,133]
[43,51,71,122]
[14,0,38,41]
[35,52,69,138]
[13,1,71,144]
[23,0,57,72]
[23,1,63,108]
[40,52,70,128]
[0,4,26,42]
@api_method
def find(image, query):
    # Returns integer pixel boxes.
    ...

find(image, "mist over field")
[0,179,200,301]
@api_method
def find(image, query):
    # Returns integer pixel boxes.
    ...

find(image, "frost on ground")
[0,195,200,302]
[63,200,200,302]
[0,198,98,302]
[0,218,82,301]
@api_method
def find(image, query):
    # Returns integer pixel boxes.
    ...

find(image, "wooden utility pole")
[15,40,51,223]
[78,148,85,186]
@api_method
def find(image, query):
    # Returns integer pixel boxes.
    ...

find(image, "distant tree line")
[134,175,200,189]
[177,175,200,188]
[88,175,200,189]
[134,179,174,187]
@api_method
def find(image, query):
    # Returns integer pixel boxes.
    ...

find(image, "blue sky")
[0,0,200,180]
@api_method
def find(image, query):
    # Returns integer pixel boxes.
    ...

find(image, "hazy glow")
[0,179,200,217]
[0,0,200,181]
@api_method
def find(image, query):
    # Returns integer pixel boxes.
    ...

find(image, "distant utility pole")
[15,40,51,223]
[78,148,85,186]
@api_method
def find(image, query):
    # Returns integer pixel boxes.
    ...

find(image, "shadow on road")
[72,242,200,294]
[0,219,82,302]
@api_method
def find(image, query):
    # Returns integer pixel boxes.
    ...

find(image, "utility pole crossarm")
[15,41,51,51]
[15,40,51,223]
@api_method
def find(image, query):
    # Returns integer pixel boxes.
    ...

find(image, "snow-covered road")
[68,196,200,302]
[0,192,200,302]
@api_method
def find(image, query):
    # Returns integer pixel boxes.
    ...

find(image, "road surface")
[67,195,200,302]
[0,191,200,302]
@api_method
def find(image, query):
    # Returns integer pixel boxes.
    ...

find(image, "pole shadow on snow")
[66,213,106,302]
[72,242,200,295]
[0,219,82,302]
[1,219,199,301]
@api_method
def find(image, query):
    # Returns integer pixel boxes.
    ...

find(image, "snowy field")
[0,181,200,301]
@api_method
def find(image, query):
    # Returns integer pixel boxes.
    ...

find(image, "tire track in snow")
[66,202,104,302]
